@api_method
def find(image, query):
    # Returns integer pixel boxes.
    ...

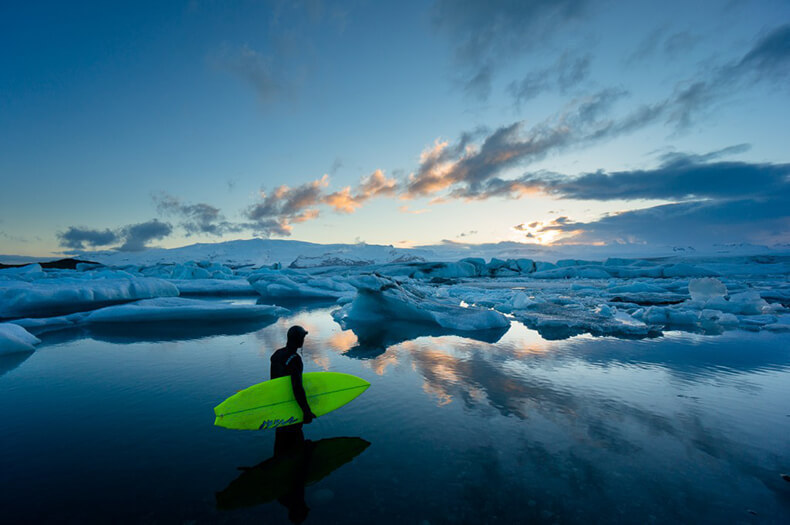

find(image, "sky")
[1,0,789,256]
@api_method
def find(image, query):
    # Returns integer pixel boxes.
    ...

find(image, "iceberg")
[83,297,288,324]
[248,269,356,300]
[166,279,257,296]
[337,318,508,360]
[0,271,179,319]
[332,274,510,332]
[513,303,651,340]
[0,323,41,355]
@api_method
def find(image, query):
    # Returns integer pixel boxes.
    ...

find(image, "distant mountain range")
[1,238,787,268]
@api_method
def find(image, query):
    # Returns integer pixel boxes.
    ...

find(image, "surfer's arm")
[290,371,315,423]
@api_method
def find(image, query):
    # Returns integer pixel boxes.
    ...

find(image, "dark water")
[1,303,789,524]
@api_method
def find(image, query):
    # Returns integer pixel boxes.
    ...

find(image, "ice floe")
[0,323,41,355]
[83,297,288,324]
[2,246,788,342]
[247,269,356,300]
[0,269,179,319]
[332,274,510,332]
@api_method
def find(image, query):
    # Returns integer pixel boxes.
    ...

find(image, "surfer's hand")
[303,410,316,424]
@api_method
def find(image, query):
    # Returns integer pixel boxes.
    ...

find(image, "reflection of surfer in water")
[216,326,370,522]
[270,325,317,523]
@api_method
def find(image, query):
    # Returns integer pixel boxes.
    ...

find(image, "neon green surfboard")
[214,372,370,430]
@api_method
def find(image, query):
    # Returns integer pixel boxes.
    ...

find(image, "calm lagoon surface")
[1,301,789,524]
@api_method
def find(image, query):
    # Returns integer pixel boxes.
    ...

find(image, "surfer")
[271,325,317,426]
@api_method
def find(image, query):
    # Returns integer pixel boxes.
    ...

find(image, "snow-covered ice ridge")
[1,252,789,354]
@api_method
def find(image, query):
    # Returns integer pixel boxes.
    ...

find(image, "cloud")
[626,26,701,64]
[516,151,790,246]
[57,227,120,250]
[215,44,285,104]
[432,0,591,99]
[536,198,790,246]
[329,157,343,175]
[0,230,29,244]
[405,88,630,199]
[663,31,701,58]
[512,150,790,203]
[405,24,790,203]
[667,23,790,127]
[58,220,173,252]
[508,52,591,104]
[730,23,790,81]
[325,169,398,213]
[118,220,173,251]
[153,193,242,236]
[399,205,430,215]
[243,175,329,236]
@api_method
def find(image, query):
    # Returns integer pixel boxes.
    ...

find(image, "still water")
[1,302,789,523]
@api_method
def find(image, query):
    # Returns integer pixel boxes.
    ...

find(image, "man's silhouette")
[270,325,317,522]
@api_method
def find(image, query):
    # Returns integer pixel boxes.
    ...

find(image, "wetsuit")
[271,347,310,448]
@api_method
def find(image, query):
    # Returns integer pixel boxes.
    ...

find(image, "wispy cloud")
[399,205,430,215]
[625,26,702,64]
[243,175,329,236]
[432,0,591,100]
[325,169,398,213]
[405,24,790,203]
[153,193,242,236]
[213,43,288,104]
[405,88,629,200]
[508,52,591,104]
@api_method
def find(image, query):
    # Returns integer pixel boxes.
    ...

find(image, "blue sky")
[1,0,789,256]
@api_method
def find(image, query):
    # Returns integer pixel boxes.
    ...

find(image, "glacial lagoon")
[1,301,789,523]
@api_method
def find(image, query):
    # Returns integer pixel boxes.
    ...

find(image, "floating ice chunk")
[248,269,355,300]
[10,313,87,334]
[761,288,790,306]
[608,282,668,294]
[706,291,768,315]
[0,323,41,355]
[688,278,727,302]
[532,266,611,279]
[633,306,700,326]
[595,304,615,318]
[459,258,486,273]
[699,309,739,329]
[412,262,478,280]
[763,315,790,332]
[168,279,257,296]
[333,274,510,332]
[136,261,237,280]
[515,259,536,273]
[661,264,719,278]
[0,274,180,318]
[0,264,46,281]
[608,266,664,279]
[84,297,288,323]
[510,292,536,310]
[534,262,557,272]
[556,259,602,267]
[513,303,649,339]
